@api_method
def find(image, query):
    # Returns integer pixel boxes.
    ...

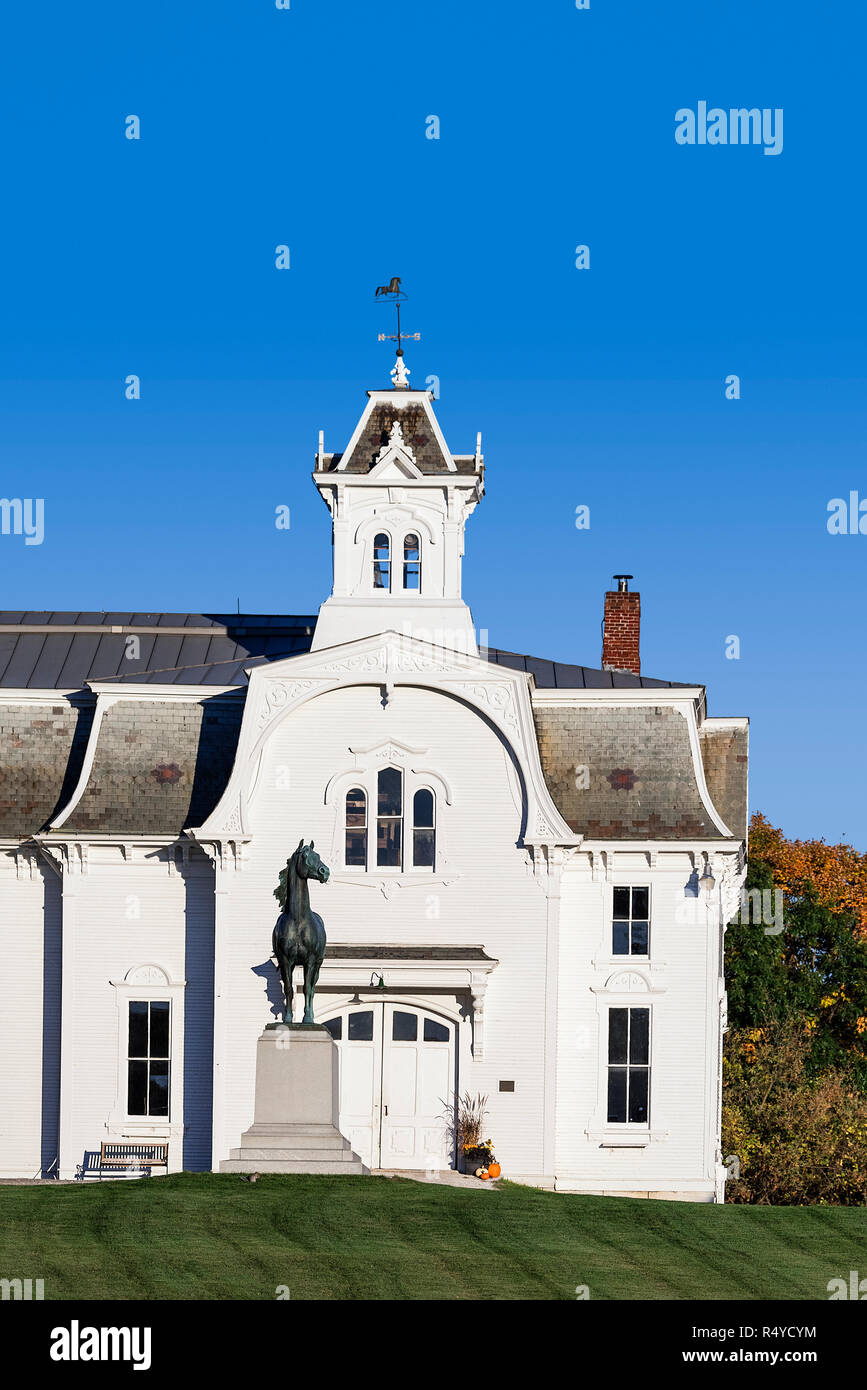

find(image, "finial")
[390,353,410,388]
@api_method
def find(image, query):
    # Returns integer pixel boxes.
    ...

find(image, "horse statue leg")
[278,951,297,1025]
[302,955,321,1025]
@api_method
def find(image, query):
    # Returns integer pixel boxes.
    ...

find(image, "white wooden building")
[0,363,747,1197]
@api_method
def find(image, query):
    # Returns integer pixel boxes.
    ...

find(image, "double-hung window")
[377,766,403,867]
[345,787,368,867]
[373,533,391,590]
[403,533,420,590]
[612,886,649,956]
[127,1000,170,1117]
[607,1007,650,1124]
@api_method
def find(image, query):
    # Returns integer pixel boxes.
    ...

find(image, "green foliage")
[726,857,867,1091]
[724,823,867,1202]
[723,1022,867,1206]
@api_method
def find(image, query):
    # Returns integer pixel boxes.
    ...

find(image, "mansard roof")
[0,696,94,839]
[532,702,740,841]
[0,615,745,844]
[59,695,245,837]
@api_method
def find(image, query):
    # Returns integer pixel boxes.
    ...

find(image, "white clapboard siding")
[0,861,60,1177]
[216,682,553,1178]
[57,863,210,1177]
[555,859,724,1196]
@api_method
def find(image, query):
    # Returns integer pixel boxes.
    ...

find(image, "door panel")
[324,1002,456,1171]
[382,1004,453,1171]
[324,1008,382,1168]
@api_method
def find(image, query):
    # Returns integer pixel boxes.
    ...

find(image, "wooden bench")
[76,1142,168,1180]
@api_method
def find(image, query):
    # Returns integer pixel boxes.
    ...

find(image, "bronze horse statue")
[272,839,330,1024]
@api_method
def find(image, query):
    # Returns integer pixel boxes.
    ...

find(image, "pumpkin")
[488,1162,501,1178]
[474,1167,484,1178]
[480,1170,490,1180]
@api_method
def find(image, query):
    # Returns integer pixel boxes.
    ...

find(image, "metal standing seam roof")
[0,614,317,689]
[484,648,695,690]
[0,614,698,691]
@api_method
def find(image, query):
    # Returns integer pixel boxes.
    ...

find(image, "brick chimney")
[602,574,641,674]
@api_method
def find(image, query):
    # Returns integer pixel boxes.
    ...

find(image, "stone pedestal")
[220,1025,367,1175]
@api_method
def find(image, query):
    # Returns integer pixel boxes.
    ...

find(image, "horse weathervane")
[375,276,420,388]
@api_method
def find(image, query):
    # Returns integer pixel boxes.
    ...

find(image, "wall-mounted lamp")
[700,862,717,895]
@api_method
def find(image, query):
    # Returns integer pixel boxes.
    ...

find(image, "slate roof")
[0,614,316,689]
[0,697,94,838]
[699,723,749,840]
[60,695,245,836]
[533,703,722,840]
[322,400,478,475]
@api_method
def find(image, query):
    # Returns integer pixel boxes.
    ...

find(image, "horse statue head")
[295,839,330,885]
[274,839,330,910]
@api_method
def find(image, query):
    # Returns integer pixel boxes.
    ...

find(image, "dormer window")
[373,533,391,590]
[403,533,420,591]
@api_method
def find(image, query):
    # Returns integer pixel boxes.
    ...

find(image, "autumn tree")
[726,815,867,1090]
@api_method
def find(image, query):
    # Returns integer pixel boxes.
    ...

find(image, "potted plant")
[455,1093,499,1177]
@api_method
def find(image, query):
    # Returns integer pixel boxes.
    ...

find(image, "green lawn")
[1,1173,864,1300]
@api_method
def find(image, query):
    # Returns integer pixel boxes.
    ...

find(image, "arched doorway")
[321,1002,457,1171]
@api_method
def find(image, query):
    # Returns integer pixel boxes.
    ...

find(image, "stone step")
[219,1158,368,1176]
[238,1130,351,1151]
[229,1146,358,1162]
[242,1124,343,1140]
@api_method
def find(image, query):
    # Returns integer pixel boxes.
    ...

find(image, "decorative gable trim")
[188,631,578,847]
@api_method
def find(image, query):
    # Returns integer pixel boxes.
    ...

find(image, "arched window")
[412,788,435,869]
[345,788,367,867]
[377,767,403,867]
[403,533,420,590]
[373,533,390,590]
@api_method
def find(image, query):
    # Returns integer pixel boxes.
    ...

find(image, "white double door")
[323,1002,456,1171]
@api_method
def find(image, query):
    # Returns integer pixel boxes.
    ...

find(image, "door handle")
[383,1104,388,1116]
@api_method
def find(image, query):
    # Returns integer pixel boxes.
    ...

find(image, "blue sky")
[1,2,864,845]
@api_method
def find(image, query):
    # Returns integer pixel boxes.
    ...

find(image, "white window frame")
[587,971,666,1147]
[107,964,186,1168]
[611,884,651,959]
[411,785,436,870]
[326,752,451,879]
[371,530,393,593]
[402,531,422,592]
[126,998,172,1120]
[606,1004,651,1127]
